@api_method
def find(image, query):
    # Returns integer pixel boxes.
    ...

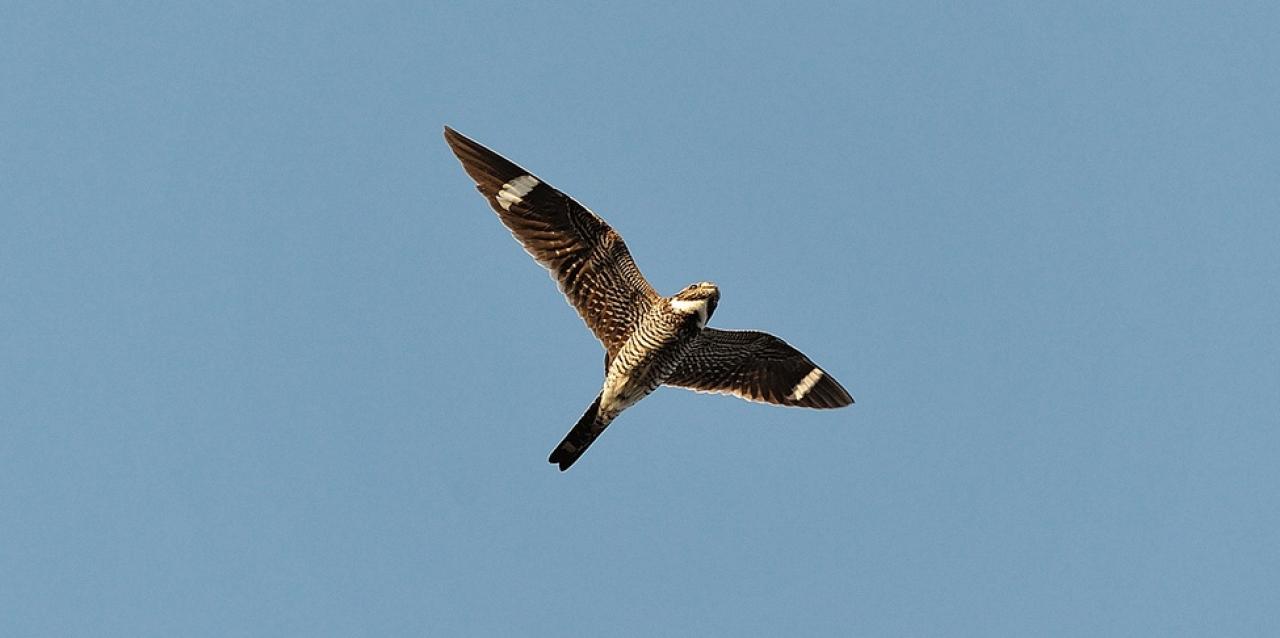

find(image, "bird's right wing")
[664,328,854,409]
[444,127,659,356]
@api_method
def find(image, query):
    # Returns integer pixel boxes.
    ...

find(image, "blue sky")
[3,2,1278,636]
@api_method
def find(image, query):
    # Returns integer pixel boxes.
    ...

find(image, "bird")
[443,127,854,471]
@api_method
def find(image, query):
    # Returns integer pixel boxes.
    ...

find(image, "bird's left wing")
[444,127,659,356]
[664,328,854,409]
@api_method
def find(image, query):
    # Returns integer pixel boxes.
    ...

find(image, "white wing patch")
[787,367,824,401]
[496,175,540,211]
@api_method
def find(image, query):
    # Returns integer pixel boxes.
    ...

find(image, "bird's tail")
[549,393,611,471]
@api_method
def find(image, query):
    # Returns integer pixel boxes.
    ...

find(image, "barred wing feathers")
[444,127,659,356]
[665,328,853,409]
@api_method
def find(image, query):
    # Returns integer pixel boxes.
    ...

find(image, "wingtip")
[825,374,855,408]
[443,126,477,150]
[834,382,854,408]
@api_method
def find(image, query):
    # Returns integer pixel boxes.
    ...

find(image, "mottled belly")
[601,338,689,415]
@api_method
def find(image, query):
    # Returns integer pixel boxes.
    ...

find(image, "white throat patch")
[670,298,709,327]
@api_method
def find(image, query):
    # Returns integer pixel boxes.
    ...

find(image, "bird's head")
[671,281,720,328]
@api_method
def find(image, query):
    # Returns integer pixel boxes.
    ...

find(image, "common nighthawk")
[444,127,854,470]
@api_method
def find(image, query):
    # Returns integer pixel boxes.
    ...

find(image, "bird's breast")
[600,313,699,412]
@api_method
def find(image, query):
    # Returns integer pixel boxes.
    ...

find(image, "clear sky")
[3,2,1278,636]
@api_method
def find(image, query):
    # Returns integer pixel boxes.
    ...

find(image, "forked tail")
[548,393,611,471]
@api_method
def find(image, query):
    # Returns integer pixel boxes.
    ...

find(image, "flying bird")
[444,127,853,470]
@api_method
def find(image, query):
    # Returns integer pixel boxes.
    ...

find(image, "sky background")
[3,2,1278,636]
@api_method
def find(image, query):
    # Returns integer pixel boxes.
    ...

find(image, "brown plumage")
[665,329,853,409]
[444,127,853,471]
[443,127,657,357]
